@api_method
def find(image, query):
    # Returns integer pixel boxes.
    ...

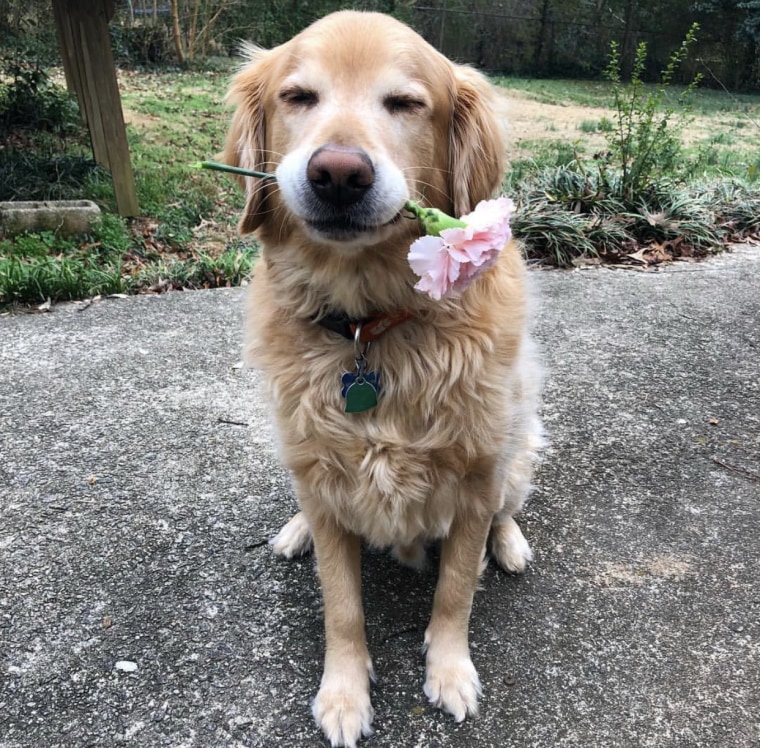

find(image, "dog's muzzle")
[302,145,387,238]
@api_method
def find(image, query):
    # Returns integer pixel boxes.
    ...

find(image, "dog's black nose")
[307,145,375,208]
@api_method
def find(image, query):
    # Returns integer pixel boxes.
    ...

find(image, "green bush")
[503,25,740,266]
[601,24,703,204]
[0,57,81,136]
[111,23,173,65]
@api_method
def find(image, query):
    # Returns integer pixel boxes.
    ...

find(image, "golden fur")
[224,11,541,747]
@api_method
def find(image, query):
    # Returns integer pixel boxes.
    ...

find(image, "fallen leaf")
[627,248,648,264]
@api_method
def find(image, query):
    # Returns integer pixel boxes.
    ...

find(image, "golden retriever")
[223,11,542,747]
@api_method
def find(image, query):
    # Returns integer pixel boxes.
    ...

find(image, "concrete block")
[0,200,101,237]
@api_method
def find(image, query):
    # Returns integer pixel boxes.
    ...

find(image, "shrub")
[505,26,729,266]
[601,24,703,204]
[111,23,173,65]
[0,56,81,136]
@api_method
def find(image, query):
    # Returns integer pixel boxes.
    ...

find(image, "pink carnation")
[407,197,514,300]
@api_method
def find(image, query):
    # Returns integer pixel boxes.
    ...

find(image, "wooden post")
[52,0,139,217]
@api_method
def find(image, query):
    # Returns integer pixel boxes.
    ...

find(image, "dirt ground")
[500,90,610,159]
[500,87,759,160]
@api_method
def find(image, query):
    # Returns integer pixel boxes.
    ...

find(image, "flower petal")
[408,235,461,300]
[408,196,515,299]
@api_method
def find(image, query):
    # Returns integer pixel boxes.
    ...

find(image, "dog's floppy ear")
[448,66,507,217]
[224,45,274,235]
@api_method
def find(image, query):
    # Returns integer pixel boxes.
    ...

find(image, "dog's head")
[224,11,506,248]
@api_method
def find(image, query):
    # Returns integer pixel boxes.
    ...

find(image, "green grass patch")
[578,119,600,133]
[0,217,130,305]
[0,218,258,307]
[497,75,760,121]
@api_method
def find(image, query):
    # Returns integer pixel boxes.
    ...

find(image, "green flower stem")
[193,164,461,236]
[191,161,277,180]
[404,201,466,236]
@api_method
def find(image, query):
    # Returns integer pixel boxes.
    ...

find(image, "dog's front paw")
[312,678,374,748]
[270,511,313,558]
[423,650,481,722]
[489,516,533,573]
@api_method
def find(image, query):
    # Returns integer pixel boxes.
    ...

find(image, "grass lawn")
[1,62,760,308]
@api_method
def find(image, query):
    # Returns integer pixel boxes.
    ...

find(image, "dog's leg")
[270,511,313,558]
[488,446,536,573]
[308,511,374,748]
[423,507,492,721]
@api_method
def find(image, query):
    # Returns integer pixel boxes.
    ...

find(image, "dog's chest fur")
[246,247,527,547]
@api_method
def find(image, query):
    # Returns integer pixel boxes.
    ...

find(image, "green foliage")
[578,120,600,133]
[134,243,258,292]
[110,23,172,65]
[504,26,760,267]
[0,150,103,202]
[92,214,135,255]
[0,54,93,206]
[0,230,128,306]
[602,24,703,204]
[710,179,760,234]
[0,57,81,135]
[597,116,615,132]
[0,217,133,305]
[0,217,259,307]
[493,76,613,107]
[508,165,758,266]
[0,62,260,308]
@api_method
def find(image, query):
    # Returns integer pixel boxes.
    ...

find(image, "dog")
[223,11,542,747]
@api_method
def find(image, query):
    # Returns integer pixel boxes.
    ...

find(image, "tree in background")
[0,0,757,90]
[692,0,760,88]
[168,0,235,63]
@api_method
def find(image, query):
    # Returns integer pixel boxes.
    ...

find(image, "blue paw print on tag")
[341,370,381,397]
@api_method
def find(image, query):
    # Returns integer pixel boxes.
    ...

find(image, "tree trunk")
[533,0,551,72]
[188,0,200,61]
[620,0,636,78]
[170,0,186,65]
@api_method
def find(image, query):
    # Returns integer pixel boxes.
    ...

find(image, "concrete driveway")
[1,247,758,747]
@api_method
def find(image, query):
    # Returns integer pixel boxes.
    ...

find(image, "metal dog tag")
[344,378,379,413]
[341,370,380,413]
[341,322,381,413]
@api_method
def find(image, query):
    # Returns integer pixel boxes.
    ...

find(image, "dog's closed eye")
[383,93,427,115]
[279,86,319,108]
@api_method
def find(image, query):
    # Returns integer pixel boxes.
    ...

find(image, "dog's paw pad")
[489,516,533,573]
[423,654,481,722]
[312,684,374,748]
[270,512,313,559]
